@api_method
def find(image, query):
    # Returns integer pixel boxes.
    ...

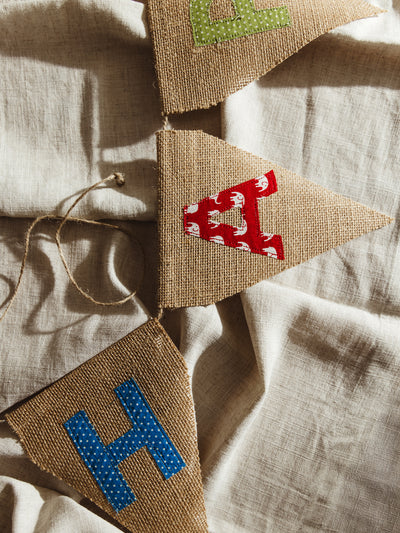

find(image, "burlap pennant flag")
[146,0,383,115]
[157,130,393,309]
[6,320,208,533]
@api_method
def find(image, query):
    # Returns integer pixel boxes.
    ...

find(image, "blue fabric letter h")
[64,378,186,513]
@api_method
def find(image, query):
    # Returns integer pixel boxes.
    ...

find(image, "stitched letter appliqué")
[184,171,285,259]
[64,378,186,513]
[6,320,208,532]
[190,0,291,47]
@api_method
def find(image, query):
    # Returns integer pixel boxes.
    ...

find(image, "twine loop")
[0,173,142,324]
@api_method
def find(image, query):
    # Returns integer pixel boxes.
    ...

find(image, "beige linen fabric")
[0,217,151,410]
[166,287,400,533]
[1,0,400,532]
[0,0,158,220]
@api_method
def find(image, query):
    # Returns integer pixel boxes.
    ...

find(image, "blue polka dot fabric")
[64,378,186,513]
[64,410,136,512]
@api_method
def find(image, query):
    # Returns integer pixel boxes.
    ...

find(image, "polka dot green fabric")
[190,0,291,47]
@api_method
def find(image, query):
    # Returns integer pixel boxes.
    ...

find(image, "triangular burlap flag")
[157,130,393,309]
[6,320,208,533]
[146,0,383,115]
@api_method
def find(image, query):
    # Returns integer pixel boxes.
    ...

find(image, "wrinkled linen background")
[0,0,399,531]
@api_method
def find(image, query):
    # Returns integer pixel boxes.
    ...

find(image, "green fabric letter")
[190,0,291,47]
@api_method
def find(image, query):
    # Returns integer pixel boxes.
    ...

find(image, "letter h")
[64,378,186,513]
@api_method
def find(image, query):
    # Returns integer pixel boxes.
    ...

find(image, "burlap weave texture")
[146,0,382,114]
[157,130,392,309]
[6,319,208,533]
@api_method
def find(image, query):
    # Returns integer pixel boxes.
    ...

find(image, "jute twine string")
[162,114,171,130]
[0,173,148,324]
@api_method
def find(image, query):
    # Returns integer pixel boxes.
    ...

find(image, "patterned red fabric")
[183,171,284,259]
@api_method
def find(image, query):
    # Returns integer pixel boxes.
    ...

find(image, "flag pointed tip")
[363,209,394,231]
[381,214,394,226]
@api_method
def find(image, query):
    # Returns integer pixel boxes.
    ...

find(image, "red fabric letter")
[183,171,284,260]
